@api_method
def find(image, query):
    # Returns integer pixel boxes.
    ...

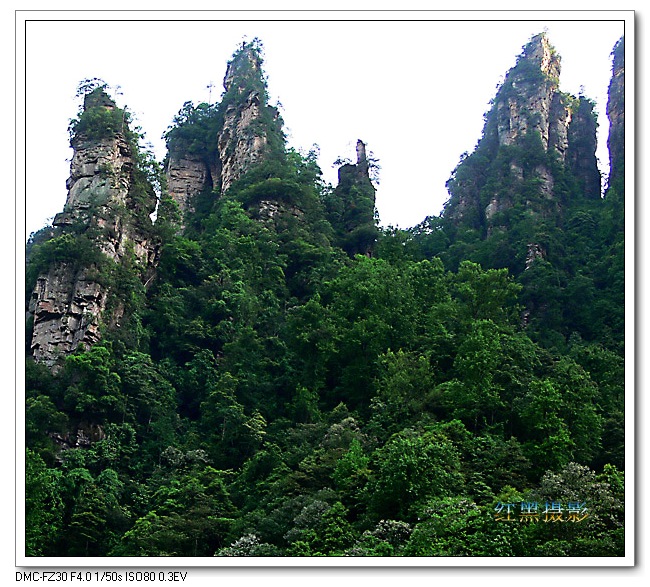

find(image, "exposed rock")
[510,163,524,180]
[566,96,601,198]
[64,135,131,215]
[49,423,106,459]
[255,199,303,222]
[30,266,106,365]
[165,153,212,225]
[445,32,601,231]
[217,45,283,194]
[607,37,625,189]
[356,140,368,169]
[534,164,555,199]
[28,88,159,368]
[485,197,500,221]
[165,42,283,220]
[548,91,572,161]
[218,90,272,193]
[332,139,377,256]
[338,139,373,186]
[223,43,262,93]
[525,242,545,270]
[493,33,566,215]
[495,33,561,150]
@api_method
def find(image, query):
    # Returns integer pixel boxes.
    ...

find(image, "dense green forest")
[25,36,625,558]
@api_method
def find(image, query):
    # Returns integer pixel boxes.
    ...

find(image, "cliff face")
[495,33,562,152]
[218,47,283,193]
[165,42,284,224]
[28,88,159,367]
[444,33,601,236]
[607,37,625,190]
[165,152,212,222]
[492,33,568,215]
[566,96,601,199]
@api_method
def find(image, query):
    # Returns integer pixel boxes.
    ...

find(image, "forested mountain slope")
[25,35,625,558]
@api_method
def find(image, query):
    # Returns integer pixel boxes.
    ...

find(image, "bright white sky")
[22,12,626,238]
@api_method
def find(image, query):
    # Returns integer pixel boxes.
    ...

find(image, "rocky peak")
[445,32,600,236]
[331,139,377,256]
[606,36,625,190]
[223,43,264,94]
[566,96,601,199]
[338,140,372,185]
[524,32,560,79]
[495,32,562,151]
[218,41,283,194]
[165,40,284,222]
[28,86,159,368]
[356,139,367,165]
[83,87,117,111]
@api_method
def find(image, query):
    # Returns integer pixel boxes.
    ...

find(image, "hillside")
[25,35,625,558]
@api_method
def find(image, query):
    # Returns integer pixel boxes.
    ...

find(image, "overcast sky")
[21,12,626,238]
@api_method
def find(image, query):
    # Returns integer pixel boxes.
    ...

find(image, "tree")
[332,437,371,510]
[61,344,123,422]
[113,466,237,556]
[26,394,68,461]
[450,261,522,326]
[216,533,281,556]
[118,351,178,461]
[199,372,267,469]
[284,500,356,555]
[67,469,129,556]
[367,349,437,438]
[345,519,412,556]
[25,449,64,556]
[516,379,575,474]
[525,462,625,556]
[440,319,506,430]
[403,497,524,556]
[367,428,464,521]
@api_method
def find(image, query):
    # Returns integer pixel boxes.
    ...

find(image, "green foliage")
[450,261,522,324]
[163,39,285,188]
[163,101,221,161]
[284,500,355,555]
[26,394,68,461]
[368,428,465,520]
[216,533,281,556]
[25,449,64,556]
[524,462,625,556]
[61,344,124,421]
[325,159,378,256]
[69,86,127,143]
[367,349,437,437]
[332,437,370,493]
[112,466,237,556]
[345,519,412,556]
[24,36,624,558]
[403,497,523,556]
[69,105,124,142]
[198,371,267,468]
[26,232,108,294]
